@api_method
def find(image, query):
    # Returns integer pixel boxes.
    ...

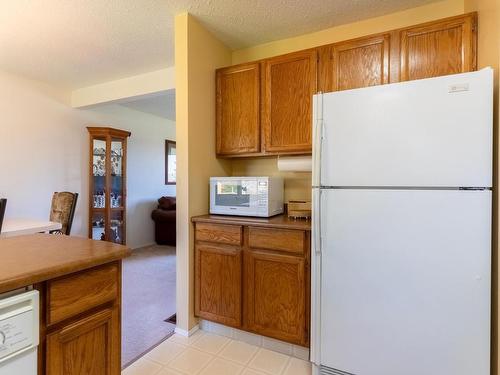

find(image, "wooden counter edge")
[0,239,131,294]
[191,214,311,231]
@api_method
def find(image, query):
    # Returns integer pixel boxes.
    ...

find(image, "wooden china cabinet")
[87,127,131,245]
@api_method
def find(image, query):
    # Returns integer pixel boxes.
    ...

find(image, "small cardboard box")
[287,200,312,219]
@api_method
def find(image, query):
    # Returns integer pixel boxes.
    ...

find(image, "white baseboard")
[199,319,310,361]
[174,324,200,337]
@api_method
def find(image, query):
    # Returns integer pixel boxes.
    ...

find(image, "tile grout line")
[193,334,236,374]
[147,342,188,368]
[279,356,293,375]
[124,331,309,375]
[167,347,213,375]
[215,340,260,367]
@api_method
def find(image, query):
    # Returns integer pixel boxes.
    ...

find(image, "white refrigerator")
[311,68,493,375]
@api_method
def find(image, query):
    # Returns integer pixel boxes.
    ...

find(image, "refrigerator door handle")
[313,189,322,255]
[313,94,323,187]
[310,187,322,366]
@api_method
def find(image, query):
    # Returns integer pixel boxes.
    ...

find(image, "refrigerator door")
[320,189,491,375]
[319,69,493,188]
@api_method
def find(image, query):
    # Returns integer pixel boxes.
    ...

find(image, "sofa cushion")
[158,196,176,211]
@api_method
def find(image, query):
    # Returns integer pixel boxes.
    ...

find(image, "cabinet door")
[216,63,261,156]
[245,250,307,345]
[319,34,390,92]
[399,13,477,81]
[262,50,317,154]
[46,307,120,375]
[195,244,242,327]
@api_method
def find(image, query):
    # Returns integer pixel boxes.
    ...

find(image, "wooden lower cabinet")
[38,262,123,375]
[46,307,120,375]
[195,245,242,327]
[245,251,307,345]
[193,217,310,347]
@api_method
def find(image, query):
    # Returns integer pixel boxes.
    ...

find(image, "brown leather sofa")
[151,196,176,246]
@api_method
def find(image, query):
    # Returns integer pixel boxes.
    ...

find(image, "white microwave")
[210,176,284,217]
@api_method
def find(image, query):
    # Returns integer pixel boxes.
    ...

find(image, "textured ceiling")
[0,0,438,89]
[120,91,176,121]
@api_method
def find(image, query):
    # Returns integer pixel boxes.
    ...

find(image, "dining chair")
[0,198,6,233]
[49,192,78,235]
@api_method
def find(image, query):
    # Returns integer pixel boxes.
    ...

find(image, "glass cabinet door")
[91,211,106,241]
[88,127,130,245]
[92,139,107,209]
[110,210,125,245]
[110,139,124,209]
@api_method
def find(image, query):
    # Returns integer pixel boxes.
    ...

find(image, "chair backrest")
[50,192,78,235]
[0,198,6,233]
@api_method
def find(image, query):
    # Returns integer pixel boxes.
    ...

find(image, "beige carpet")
[121,244,176,368]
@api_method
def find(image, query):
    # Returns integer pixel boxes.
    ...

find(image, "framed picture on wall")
[165,140,176,185]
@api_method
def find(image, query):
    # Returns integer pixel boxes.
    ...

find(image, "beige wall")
[230,0,468,205]
[0,70,176,249]
[175,13,232,332]
[463,0,500,373]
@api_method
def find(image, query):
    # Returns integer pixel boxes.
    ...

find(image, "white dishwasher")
[0,290,39,375]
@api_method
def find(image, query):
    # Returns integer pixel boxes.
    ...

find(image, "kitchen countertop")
[191,214,311,231]
[0,234,131,293]
[0,218,62,237]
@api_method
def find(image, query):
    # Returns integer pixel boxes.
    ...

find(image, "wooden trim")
[191,214,311,231]
[86,126,131,139]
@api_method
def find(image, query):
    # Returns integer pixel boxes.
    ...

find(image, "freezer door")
[320,69,493,187]
[320,189,491,375]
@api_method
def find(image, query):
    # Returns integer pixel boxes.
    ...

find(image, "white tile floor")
[122,330,312,375]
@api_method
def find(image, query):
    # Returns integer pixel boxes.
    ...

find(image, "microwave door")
[211,179,261,216]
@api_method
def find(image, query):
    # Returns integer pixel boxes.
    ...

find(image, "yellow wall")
[175,13,232,332]
[463,1,500,373]
[232,158,311,202]
[230,0,467,204]
[232,0,465,64]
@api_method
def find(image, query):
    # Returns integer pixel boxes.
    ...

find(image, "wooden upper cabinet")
[216,62,261,156]
[214,13,477,158]
[399,13,477,81]
[319,34,391,92]
[262,50,317,154]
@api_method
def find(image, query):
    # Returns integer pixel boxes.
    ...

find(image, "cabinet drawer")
[47,263,118,325]
[248,227,305,254]
[196,223,242,246]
